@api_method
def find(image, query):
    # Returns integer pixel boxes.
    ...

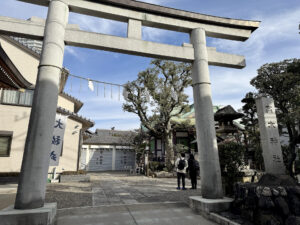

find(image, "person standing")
[187,154,199,189]
[175,153,188,190]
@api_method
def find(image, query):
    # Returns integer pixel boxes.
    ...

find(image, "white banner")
[49,114,68,166]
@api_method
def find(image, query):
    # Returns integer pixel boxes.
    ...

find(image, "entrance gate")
[0,0,259,210]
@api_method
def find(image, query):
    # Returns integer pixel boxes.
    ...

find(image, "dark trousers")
[190,172,197,189]
[177,172,185,188]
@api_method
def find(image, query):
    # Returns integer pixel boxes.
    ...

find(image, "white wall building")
[82,129,136,171]
[0,35,94,174]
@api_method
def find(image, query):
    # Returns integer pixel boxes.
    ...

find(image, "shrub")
[218,141,245,196]
[149,161,160,172]
[163,167,169,172]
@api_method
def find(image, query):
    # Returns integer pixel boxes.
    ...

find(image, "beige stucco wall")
[0,37,85,173]
[57,95,75,112]
[0,37,39,85]
[0,103,82,173]
[0,104,30,172]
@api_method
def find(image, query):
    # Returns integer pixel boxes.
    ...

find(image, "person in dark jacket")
[187,154,199,189]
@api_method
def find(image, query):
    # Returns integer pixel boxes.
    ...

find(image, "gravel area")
[45,182,93,209]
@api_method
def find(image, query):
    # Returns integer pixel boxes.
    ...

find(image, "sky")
[1,0,299,131]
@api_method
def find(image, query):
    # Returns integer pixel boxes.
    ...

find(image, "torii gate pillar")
[14,0,69,209]
[191,28,223,199]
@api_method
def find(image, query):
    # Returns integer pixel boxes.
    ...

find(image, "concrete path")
[0,173,217,224]
[43,172,203,209]
[0,184,17,210]
[55,173,215,225]
[89,172,202,207]
[57,202,216,225]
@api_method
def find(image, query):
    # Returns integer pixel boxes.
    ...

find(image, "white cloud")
[211,67,255,93]
[93,119,140,131]
[86,112,138,121]
[142,27,171,42]
[69,13,126,36]
[201,7,300,110]
[210,7,300,64]
[64,46,84,61]
[83,97,125,105]
[214,97,244,111]
[0,0,47,20]
[77,97,140,130]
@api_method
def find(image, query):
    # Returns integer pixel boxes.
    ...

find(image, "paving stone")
[122,199,139,204]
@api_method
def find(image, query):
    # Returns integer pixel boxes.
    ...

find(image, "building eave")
[2,35,71,92]
[57,106,94,130]
[60,92,84,113]
[2,35,40,59]
[0,43,33,89]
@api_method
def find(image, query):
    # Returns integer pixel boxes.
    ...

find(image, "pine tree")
[241,92,264,170]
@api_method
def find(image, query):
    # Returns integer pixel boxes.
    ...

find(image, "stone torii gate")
[0,0,259,212]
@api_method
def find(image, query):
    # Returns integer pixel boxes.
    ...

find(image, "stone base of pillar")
[189,196,233,215]
[0,202,57,225]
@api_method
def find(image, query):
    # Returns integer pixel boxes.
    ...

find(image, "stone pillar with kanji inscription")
[255,96,286,174]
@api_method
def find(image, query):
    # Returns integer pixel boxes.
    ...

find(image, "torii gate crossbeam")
[0,16,246,68]
[0,0,259,212]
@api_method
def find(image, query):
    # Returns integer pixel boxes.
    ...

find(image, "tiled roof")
[170,104,224,124]
[5,36,85,109]
[84,129,136,145]
[214,105,244,121]
[169,104,245,131]
[10,36,42,55]
[57,106,94,129]
[60,92,83,113]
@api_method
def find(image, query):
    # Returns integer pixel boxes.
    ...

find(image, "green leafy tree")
[250,58,300,175]
[218,141,245,195]
[123,59,192,168]
[131,129,149,163]
[241,92,264,170]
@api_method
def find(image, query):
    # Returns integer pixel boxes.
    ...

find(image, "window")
[156,139,162,150]
[0,131,13,157]
[1,89,34,106]
[150,139,155,152]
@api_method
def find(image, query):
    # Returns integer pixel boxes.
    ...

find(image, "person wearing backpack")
[175,153,188,190]
[187,154,200,189]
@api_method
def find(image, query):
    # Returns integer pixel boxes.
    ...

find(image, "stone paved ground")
[56,202,216,225]
[0,173,217,225]
[45,172,202,209]
[92,172,202,206]
[0,172,202,210]
[0,183,17,210]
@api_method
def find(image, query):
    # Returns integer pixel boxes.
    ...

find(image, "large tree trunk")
[164,124,174,170]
